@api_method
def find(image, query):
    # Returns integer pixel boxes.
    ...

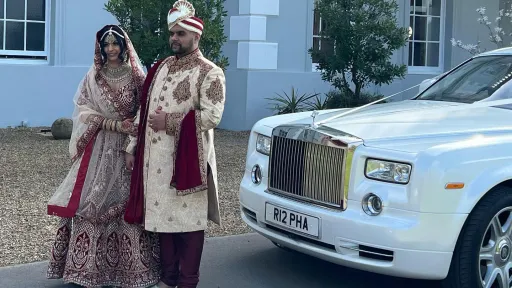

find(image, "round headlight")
[362,193,383,216]
[251,164,262,184]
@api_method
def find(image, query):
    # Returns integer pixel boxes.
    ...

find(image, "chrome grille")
[268,136,345,208]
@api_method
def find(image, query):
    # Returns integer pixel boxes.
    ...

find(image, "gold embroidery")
[73,115,104,162]
[167,49,202,74]
[95,74,139,119]
[165,112,185,135]
[195,62,214,93]
[206,77,224,105]
[173,75,191,105]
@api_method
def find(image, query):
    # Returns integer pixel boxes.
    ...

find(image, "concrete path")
[0,233,441,288]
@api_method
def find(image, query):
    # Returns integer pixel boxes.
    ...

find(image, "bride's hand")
[119,117,138,136]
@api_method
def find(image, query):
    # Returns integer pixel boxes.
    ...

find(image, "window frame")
[0,0,51,64]
[407,0,446,75]
[312,9,323,72]
[311,2,335,72]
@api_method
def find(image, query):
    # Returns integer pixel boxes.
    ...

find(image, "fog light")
[362,193,383,216]
[251,164,262,184]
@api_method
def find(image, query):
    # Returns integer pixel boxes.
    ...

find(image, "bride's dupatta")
[47,25,145,218]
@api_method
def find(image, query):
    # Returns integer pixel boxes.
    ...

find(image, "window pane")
[27,0,45,21]
[6,0,25,20]
[427,17,440,41]
[0,0,4,19]
[5,21,23,50]
[321,39,334,57]
[313,10,320,35]
[414,0,427,16]
[0,21,3,49]
[413,16,426,40]
[312,37,320,63]
[428,0,441,16]
[26,22,44,51]
[321,17,327,32]
[413,42,426,66]
[427,43,439,66]
[410,0,414,14]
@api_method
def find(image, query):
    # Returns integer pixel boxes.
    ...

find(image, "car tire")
[443,185,512,288]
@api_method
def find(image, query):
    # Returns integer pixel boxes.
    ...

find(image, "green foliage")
[265,86,386,115]
[309,0,409,99]
[104,0,229,71]
[266,87,320,115]
[307,94,330,111]
[323,89,385,109]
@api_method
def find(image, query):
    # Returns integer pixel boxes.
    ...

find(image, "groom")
[123,1,226,287]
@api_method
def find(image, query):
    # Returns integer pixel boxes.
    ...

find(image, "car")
[238,47,512,288]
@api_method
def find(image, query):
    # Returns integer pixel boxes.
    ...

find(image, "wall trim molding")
[231,0,279,70]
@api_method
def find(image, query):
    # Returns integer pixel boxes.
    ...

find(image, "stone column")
[229,0,280,70]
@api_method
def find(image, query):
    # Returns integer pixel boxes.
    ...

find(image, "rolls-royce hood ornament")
[311,110,319,128]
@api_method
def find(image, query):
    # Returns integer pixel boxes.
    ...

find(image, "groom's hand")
[148,106,166,132]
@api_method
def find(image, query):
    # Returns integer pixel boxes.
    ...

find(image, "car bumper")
[239,174,468,280]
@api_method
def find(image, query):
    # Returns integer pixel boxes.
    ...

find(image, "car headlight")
[256,134,271,155]
[365,158,411,184]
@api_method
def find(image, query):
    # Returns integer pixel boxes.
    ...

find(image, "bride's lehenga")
[46,25,160,288]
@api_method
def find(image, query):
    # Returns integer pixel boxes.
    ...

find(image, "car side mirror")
[418,78,435,93]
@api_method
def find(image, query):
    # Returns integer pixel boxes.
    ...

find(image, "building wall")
[220,0,332,131]
[451,0,501,67]
[0,0,505,130]
[0,0,117,127]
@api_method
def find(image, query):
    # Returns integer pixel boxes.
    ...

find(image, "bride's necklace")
[101,63,131,83]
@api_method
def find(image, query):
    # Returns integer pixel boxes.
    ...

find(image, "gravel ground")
[0,127,252,267]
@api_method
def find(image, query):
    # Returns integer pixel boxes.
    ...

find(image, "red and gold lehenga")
[45,25,160,288]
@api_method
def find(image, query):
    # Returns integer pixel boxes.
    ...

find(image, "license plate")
[265,203,320,237]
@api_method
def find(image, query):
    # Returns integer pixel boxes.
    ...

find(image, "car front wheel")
[444,186,512,288]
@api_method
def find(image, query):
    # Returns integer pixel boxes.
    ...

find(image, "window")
[408,0,444,74]
[0,0,49,60]
[312,7,334,71]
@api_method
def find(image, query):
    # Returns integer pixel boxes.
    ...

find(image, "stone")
[51,118,73,140]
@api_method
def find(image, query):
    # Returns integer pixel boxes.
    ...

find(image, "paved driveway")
[0,233,442,288]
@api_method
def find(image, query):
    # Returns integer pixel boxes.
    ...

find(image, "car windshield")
[415,55,512,103]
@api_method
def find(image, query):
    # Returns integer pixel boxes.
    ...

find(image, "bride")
[46,24,160,288]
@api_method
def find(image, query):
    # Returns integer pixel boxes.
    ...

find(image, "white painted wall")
[0,0,117,127]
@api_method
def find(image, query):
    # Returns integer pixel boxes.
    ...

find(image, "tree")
[104,0,229,71]
[309,0,409,99]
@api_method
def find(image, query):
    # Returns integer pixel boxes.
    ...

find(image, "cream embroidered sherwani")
[125,49,225,233]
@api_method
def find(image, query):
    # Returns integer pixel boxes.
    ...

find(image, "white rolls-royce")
[239,48,512,288]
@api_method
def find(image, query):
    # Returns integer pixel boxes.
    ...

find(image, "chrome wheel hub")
[480,207,512,288]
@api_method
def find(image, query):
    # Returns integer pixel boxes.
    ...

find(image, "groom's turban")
[167,0,204,35]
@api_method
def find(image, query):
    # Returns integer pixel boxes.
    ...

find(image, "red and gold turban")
[167,0,204,35]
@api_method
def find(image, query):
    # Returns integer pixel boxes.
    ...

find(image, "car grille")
[268,135,346,208]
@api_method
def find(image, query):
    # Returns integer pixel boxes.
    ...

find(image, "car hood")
[266,100,512,152]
